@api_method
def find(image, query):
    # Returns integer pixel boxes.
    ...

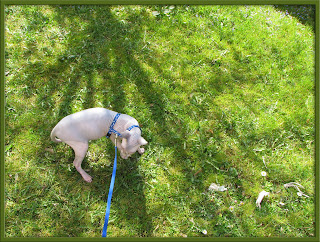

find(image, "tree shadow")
[49,5,155,236]
[7,5,154,237]
[38,5,261,236]
[273,5,315,31]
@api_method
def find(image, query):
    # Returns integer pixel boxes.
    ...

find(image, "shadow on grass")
[11,5,154,237]
[51,6,154,236]
[273,5,315,31]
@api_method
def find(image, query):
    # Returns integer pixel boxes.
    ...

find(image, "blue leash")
[102,113,142,237]
[102,135,118,237]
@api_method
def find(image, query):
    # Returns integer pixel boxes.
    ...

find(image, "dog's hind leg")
[65,141,92,182]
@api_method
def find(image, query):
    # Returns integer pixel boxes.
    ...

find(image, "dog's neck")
[108,113,139,137]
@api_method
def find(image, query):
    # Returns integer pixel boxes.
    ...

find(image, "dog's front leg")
[138,147,145,154]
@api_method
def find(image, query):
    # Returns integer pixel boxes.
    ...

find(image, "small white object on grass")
[262,156,267,168]
[284,182,309,198]
[152,11,160,16]
[208,183,227,192]
[256,190,270,209]
[284,182,304,189]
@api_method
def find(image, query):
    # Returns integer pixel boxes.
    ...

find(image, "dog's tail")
[50,126,62,143]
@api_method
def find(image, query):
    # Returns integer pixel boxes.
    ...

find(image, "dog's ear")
[138,137,148,146]
[121,130,131,139]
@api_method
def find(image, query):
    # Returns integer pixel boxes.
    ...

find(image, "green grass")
[4,5,315,237]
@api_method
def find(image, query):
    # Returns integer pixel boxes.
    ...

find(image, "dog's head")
[120,129,148,159]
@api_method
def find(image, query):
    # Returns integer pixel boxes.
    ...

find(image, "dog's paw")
[82,174,93,183]
[138,147,145,154]
[120,153,129,159]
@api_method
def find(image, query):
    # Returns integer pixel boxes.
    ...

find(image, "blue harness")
[105,113,141,138]
[102,113,141,237]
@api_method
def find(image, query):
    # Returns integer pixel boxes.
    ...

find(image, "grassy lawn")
[4,5,315,237]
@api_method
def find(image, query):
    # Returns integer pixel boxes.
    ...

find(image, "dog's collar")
[106,113,141,138]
